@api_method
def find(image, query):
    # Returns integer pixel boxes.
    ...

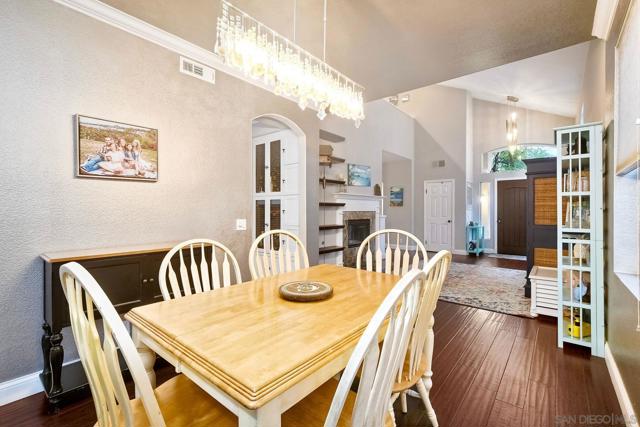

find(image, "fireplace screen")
[346,219,371,248]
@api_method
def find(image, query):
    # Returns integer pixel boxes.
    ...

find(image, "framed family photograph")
[76,115,158,181]
[347,163,371,187]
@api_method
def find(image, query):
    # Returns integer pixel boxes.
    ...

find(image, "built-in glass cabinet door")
[255,139,283,194]
[254,198,282,249]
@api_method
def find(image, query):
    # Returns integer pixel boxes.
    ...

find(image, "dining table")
[125,264,404,427]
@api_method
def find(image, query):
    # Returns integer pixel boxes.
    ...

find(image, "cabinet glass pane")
[255,144,265,193]
[561,158,590,192]
[562,305,592,343]
[270,199,281,250]
[561,268,592,305]
[561,132,570,156]
[256,200,265,248]
[270,140,281,193]
[561,240,591,269]
[561,195,591,230]
[567,131,590,156]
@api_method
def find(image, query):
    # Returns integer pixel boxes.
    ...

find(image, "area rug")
[440,262,532,317]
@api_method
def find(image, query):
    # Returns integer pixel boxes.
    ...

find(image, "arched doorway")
[251,114,307,246]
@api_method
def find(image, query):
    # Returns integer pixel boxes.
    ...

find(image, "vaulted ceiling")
[104,0,597,101]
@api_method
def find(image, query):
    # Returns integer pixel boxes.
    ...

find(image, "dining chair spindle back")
[249,229,309,279]
[356,229,428,275]
[159,239,242,301]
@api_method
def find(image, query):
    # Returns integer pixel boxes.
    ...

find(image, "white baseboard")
[605,343,638,427]
[0,358,82,406]
[0,371,43,406]
[452,249,468,256]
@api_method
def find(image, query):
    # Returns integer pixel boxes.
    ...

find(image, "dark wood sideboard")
[523,158,558,297]
[40,242,181,411]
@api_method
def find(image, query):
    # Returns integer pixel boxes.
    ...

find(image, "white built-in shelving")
[555,122,604,357]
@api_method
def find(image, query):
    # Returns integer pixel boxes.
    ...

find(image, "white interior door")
[424,180,454,251]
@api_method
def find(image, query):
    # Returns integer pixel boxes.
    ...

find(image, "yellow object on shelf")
[566,315,591,339]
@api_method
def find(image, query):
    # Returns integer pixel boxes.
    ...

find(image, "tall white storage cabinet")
[555,122,604,357]
[253,131,301,243]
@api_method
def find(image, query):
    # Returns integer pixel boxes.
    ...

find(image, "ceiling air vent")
[180,56,215,84]
[432,160,445,168]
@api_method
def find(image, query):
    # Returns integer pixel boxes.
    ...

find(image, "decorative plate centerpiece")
[279,281,333,302]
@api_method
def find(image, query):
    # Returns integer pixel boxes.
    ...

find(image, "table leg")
[237,401,281,427]
[132,328,156,396]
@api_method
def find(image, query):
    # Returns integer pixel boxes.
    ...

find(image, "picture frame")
[347,163,371,187]
[76,114,158,182]
[390,186,404,207]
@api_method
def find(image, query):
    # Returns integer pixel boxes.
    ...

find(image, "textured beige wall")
[383,159,413,232]
[576,39,606,123]
[0,0,319,382]
[398,85,469,251]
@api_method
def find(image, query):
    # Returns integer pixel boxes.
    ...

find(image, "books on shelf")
[562,170,590,192]
[564,199,591,229]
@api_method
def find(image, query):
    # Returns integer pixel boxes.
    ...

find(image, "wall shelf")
[319,177,346,189]
[319,224,345,231]
[319,202,346,207]
[319,246,344,255]
[319,155,345,167]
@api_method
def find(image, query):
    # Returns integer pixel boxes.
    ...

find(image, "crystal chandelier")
[214,0,365,126]
[505,96,519,153]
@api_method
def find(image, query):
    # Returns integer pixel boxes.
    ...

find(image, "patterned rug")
[440,262,532,317]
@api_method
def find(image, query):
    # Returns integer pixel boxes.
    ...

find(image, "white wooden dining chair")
[158,239,242,301]
[281,268,428,427]
[59,262,236,427]
[249,229,309,279]
[356,229,428,275]
[390,250,452,427]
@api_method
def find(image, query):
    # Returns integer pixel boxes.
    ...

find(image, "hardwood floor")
[0,302,621,427]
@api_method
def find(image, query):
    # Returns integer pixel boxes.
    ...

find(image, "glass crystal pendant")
[216,0,365,126]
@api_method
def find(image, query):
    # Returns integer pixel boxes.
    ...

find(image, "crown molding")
[51,0,307,108]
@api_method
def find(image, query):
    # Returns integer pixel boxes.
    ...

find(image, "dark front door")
[497,179,528,255]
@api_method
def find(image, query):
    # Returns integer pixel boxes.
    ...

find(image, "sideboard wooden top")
[40,241,184,263]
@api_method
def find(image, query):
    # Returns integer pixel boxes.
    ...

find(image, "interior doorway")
[424,179,454,252]
[251,115,306,246]
[497,179,527,255]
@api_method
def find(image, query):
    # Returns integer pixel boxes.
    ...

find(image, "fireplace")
[346,219,371,248]
[342,211,376,267]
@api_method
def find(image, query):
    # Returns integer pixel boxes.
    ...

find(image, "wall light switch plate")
[235,219,247,231]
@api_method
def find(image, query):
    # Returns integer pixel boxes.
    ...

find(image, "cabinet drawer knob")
[142,279,148,284]
[149,278,155,283]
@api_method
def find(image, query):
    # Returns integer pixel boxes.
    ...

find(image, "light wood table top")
[125,264,398,409]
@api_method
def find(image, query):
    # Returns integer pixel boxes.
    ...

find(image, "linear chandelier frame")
[215,0,365,125]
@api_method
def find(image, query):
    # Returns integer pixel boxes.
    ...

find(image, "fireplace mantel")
[333,192,384,201]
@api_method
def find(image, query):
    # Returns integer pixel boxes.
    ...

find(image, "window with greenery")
[486,145,556,172]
